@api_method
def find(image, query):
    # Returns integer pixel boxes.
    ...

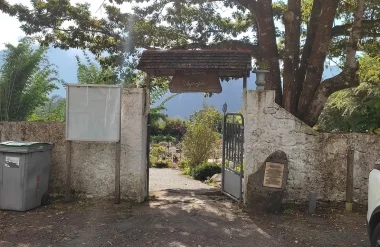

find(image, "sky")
[0,0,236,50]
[0,0,129,49]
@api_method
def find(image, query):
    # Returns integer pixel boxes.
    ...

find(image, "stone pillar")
[120,88,148,202]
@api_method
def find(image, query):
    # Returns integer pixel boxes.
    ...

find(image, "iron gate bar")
[146,113,151,199]
[221,113,244,202]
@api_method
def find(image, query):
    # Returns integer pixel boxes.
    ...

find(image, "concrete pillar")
[120,88,148,202]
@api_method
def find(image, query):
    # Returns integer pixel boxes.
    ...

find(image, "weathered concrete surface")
[120,88,148,202]
[0,122,67,195]
[245,90,380,205]
[0,88,148,202]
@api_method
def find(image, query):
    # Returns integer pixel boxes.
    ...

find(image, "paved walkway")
[149,168,213,192]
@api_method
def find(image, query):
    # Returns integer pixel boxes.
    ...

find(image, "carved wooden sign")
[169,70,222,93]
[263,162,285,189]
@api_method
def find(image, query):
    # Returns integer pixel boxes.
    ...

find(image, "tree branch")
[332,19,380,37]
[282,0,301,114]
[234,0,257,10]
[297,0,339,118]
[304,0,365,126]
[305,65,359,126]
[295,0,321,108]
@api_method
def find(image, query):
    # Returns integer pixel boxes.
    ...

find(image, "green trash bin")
[0,141,53,211]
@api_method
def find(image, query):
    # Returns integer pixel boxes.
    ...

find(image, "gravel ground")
[149,168,214,192]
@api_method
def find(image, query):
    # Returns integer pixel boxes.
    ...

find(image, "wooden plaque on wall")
[263,162,285,189]
[169,70,222,93]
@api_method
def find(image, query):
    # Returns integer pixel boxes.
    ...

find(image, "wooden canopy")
[137,50,252,78]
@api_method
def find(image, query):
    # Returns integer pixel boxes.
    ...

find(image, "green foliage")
[76,52,117,85]
[0,38,61,121]
[150,94,182,142]
[189,103,223,133]
[162,118,187,141]
[28,95,66,122]
[152,159,172,168]
[3,0,379,66]
[151,135,176,143]
[3,0,379,125]
[187,162,221,181]
[149,145,172,168]
[183,122,218,166]
[316,55,380,132]
[178,158,192,170]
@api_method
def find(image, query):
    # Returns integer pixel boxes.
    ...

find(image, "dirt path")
[149,168,213,192]
[0,168,368,247]
[0,190,279,247]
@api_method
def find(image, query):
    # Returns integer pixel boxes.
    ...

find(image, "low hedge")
[189,162,221,181]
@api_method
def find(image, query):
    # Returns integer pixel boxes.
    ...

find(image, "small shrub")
[183,123,218,166]
[152,159,172,168]
[190,162,221,181]
[182,166,192,176]
[178,158,191,170]
[151,135,176,143]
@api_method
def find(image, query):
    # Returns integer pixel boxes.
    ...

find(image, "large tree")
[0,0,375,125]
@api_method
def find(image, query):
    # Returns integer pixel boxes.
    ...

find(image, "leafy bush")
[149,145,169,168]
[189,103,223,133]
[162,118,187,141]
[183,123,218,166]
[316,55,380,133]
[151,135,176,143]
[188,162,221,181]
[151,145,167,157]
[178,158,192,170]
[152,159,172,168]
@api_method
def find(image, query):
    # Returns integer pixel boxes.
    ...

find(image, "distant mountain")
[1,47,342,118]
[154,77,257,119]
[157,66,341,118]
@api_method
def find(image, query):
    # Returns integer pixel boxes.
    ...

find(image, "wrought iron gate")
[221,113,244,202]
[146,113,151,198]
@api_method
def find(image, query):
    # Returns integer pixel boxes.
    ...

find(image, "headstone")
[246,150,289,213]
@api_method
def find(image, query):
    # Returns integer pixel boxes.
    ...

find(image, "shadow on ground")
[0,189,276,247]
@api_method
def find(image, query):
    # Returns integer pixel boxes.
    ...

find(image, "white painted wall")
[0,88,148,202]
[244,90,380,204]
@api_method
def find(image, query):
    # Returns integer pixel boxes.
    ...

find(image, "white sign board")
[66,84,121,142]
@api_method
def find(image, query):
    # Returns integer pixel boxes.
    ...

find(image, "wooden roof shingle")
[137,50,252,78]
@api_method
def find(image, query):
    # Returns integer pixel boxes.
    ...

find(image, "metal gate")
[146,113,151,199]
[221,113,244,202]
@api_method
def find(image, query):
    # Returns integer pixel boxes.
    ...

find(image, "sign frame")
[169,70,222,93]
[65,84,122,142]
[263,162,285,189]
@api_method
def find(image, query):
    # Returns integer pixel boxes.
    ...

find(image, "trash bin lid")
[0,141,53,153]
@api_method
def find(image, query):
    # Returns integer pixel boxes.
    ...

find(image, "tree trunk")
[254,0,283,105]
[303,0,365,126]
[295,0,322,113]
[282,0,301,114]
[297,0,339,119]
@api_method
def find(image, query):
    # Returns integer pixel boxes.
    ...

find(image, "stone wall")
[244,90,380,205]
[0,88,148,202]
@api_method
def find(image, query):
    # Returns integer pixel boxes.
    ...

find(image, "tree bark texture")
[304,0,365,126]
[282,0,301,114]
[295,0,322,113]
[254,0,283,105]
[297,0,340,120]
